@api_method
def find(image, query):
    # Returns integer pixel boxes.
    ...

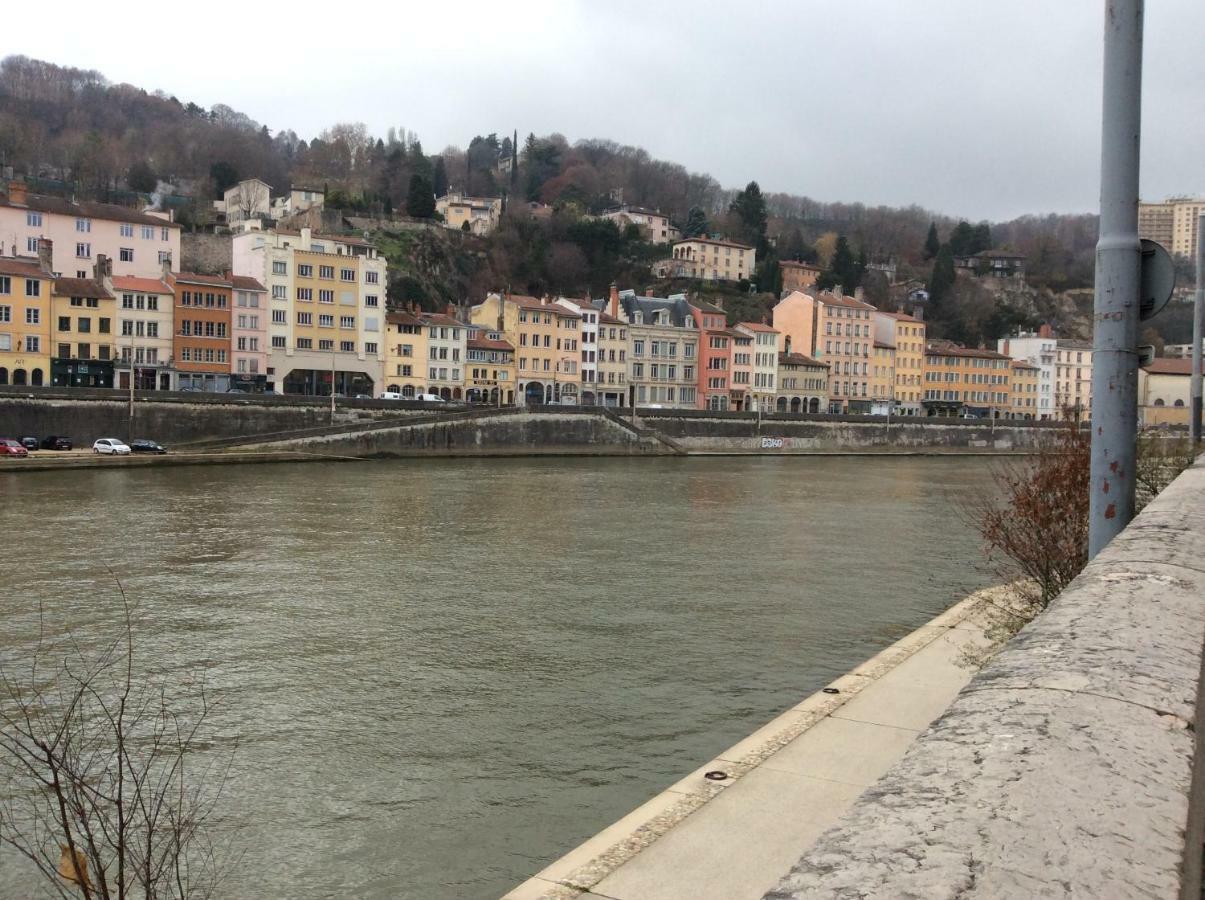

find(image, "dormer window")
[684,316,694,328]
[633,312,643,325]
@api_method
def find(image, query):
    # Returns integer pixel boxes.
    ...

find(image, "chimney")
[609,282,619,318]
[301,226,312,246]
[1038,323,1053,338]
[854,286,864,300]
[446,303,456,319]
[37,238,53,274]
[8,180,28,207]
[784,335,792,355]
[160,252,173,283]
[645,287,653,297]
[1002,339,1010,356]
[95,254,113,292]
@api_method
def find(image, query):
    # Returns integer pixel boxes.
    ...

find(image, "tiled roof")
[0,190,179,229]
[692,299,727,315]
[926,345,1010,360]
[737,321,779,333]
[877,310,922,323]
[1057,339,1092,350]
[819,292,875,311]
[386,311,423,326]
[468,336,514,352]
[0,257,48,278]
[673,236,754,251]
[53,277,112,299]
[1143,358,1193,375]
[174,272,230,287]
[873,340,894,349]
[421,313,464,328]
[508,294,546,310]
[316,233,371,247]
[780,260,821,270]
[111,276,171,293]
[229,275,267,292]
[599,312,625,326]
[779,351,828,368]
[1011,360,1042,371]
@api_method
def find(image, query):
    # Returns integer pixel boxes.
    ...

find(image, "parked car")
[39,435,72,450]
[354,393,373,400]
[379,391,403,400]
[0,438,29,458]
[225,388,248,394]
[93,438,132,455]
[130,439,167,454]
[19,436,39,451]
[416,393,446,403]
[179,386,205,393]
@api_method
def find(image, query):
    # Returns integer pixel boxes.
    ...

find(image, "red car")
[0,438,29,458]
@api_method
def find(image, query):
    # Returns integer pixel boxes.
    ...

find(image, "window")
[340,340,355,352]
[272,261,287,275]
[340,316,355,329]
[319,265,334,279]
[272,310,286,324]
[24,307,39,325]
[0,305,9,322]
[341,268,355,282]
[78,342,91,358]
[141,226,154,240]
[297,312,312,325]
[76,242,91,258]
[25,279,40,297]
[25,336,40,353]
[298,264,313,277]
[272,335,286,348]
[78,318,91,334]
[364,294,379,307]
[161,227,170,241]
[319,290,334,303]
[319,314,334,328]
[365,342,377,354]
[76,218,91,233]
[27,211,42,227]
[120,248,134,262]
[147,322,158,338]
[365,271,379,284]
[26,237,38,253]
[296,288,312,301]
[319,339,334,351]
[272,285,287,300]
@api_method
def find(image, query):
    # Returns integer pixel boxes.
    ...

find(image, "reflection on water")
[0,456,997,899]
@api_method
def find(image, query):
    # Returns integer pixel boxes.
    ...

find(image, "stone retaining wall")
[765,458,1205,899]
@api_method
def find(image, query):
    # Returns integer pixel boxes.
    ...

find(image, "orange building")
[780,260,821,294]
[772,289,877,413]
[1009,360,1040,419]
[922,344,1012,417]
[171,272,233,391]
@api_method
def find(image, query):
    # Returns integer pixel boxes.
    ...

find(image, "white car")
[416,393,446,402]
[93,438,132,455]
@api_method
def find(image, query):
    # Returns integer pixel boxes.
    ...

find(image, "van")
[416,393,445,403]
[379,391,402,400]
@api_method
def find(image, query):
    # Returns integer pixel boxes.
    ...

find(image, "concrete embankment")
[762,457,1205,899]
[504,585,1010,900]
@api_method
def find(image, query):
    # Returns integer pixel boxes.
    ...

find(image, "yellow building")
[1054,339,1092,420]
[51,258,117,388]
[775,351,829,413]
[873,310,926,416]
[471,293,581,405]
[922,345,1012,417]
[466,327,515,405]
[1139,358,1191,426]
[1009,360,1040,419]
[595,310,629,407]
[436,193,502,235]
[0,247,53,386]
[870,341,896,412]
[383,311,429,397]
[666,237,755,283]
[1139,197,1205,258]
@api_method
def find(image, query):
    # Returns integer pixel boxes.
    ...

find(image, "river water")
[0,457,998,899]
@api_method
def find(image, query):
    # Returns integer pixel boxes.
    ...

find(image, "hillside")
[0,53,1136,345]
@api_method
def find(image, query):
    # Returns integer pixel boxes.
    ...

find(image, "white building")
[421,313,467,399]
[230,275,269,388]
[997,330,1057,420]
[556,298,600,400]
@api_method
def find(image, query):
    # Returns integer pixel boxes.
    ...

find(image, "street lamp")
[329,342,336,424]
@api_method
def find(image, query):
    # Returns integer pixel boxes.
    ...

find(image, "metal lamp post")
[1191,212,1204,446]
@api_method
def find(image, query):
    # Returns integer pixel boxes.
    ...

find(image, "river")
[0,456,999,898]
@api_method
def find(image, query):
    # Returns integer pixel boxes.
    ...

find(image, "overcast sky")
[7,0,1203,221]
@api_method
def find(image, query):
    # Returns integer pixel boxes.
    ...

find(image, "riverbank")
[505,583,1019,900]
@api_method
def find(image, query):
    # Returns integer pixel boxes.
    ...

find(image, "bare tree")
[0,580,238,899]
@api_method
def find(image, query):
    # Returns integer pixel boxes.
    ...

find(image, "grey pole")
[1191,212,1204,446]
[1088,0,1144,560]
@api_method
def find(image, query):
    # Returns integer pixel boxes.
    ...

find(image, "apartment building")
[922,345,1012,417]
[0,180,180,279]
[667,238,755,283]
[232,227,386,396]
[600,288,698,409]
[383,311,428,397]
[728,328,754,410]
[435,193,502,235]
[780,260,821,294]
[1009,361,1040,419]
[997,329,1057,420]
[555,298,600,395]
[773,289,876,413]
[690,300,733,410]
[470,293,581,404]
[171,272,232,392]
[775,349,829,414]
[1055,339,1093,420]
[112,272,176,391]
[873,310,926,417]
[734,322,780,412]
[0,239,53,386]
[230,275,269,389]
[870,342,896,414]
[1139,197,1205,258]
[594,308,629,408]
[465,327,515,405]
[423,313,467,399]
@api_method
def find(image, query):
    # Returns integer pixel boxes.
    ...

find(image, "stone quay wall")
[766,457,1205,899]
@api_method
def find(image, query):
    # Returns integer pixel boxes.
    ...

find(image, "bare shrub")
[1135,430,1198,511]
[0,582,238,899]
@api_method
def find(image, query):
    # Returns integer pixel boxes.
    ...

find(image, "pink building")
[0,181,181,280]
[689,299,733,410]
[229,274,269,389]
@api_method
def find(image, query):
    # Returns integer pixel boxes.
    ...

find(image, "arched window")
[1153,398,1165,407]
[1174,399,1184,407]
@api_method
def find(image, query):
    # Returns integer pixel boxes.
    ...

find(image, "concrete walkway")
[504,589,1004,900]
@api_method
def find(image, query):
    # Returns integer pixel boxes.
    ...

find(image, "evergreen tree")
[209,161,238,196]
[126,160,156,193]
[971,223,992,254]
[782,227,806,261]
[682,205,710,238]
[406,173,435,218]
[830,235,857,291]
[728,181,768,249]
[510,129,518,189]
[948,221,976,257]
[432,157,449,197]
[923,222,940,260]
[927,244,956,303]
[854,247,868,287]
